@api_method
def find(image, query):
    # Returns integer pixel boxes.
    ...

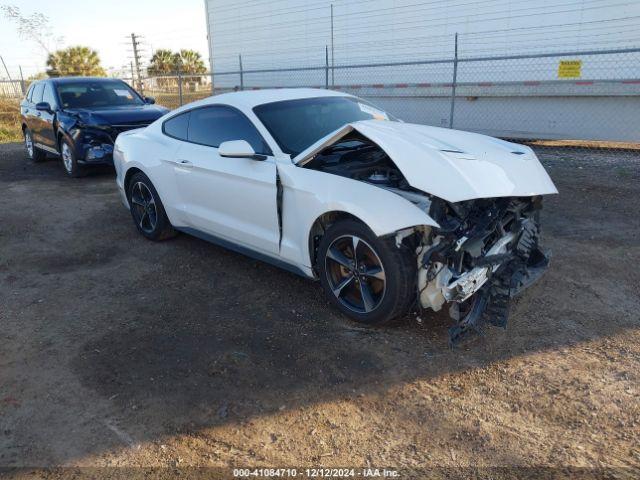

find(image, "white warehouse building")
[204,0,640,142]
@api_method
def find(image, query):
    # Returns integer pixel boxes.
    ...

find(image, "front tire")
[317,219,416,326]
[24,129,46,162]
[127,172,176,241]
[60,137,84,177]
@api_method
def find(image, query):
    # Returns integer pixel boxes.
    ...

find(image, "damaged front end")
[417,196,550,345]
[298,122,556,344]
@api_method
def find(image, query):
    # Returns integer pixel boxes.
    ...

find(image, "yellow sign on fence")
[558,60,582,78]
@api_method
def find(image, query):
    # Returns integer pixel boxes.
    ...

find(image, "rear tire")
[24,129,46,162]
[127,172,177,241]
[317,219,416,326]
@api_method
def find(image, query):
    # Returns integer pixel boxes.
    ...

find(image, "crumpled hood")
[293,120,558,203]
[64,104,169,126]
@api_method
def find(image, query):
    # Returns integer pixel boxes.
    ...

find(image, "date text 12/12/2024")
[233,468,400,478]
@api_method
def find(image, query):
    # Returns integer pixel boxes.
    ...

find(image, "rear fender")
[116,131,186,227]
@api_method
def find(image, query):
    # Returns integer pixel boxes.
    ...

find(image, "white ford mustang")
[114,88,557,343]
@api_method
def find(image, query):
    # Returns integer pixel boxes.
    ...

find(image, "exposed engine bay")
[303,133,410,190]
[305,133,551,345]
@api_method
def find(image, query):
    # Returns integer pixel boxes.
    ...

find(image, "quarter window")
[31,82,45,104]
[187,106,270,155]
[163,112,190,140]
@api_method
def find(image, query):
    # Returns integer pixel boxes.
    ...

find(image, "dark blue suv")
[20,77,169,177]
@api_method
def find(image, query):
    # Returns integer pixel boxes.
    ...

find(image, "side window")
[43,83,57,108]
[26,84,34,102]
[163,112,190,140]
[188,106,270,155]
[31,82,45,104]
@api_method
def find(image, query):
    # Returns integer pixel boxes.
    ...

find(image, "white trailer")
[204,1,640,142]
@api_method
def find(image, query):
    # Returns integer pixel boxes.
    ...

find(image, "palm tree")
[46,46,106,77]
[147,49,175,76]
[148,49,207,88]
[148,49,207,75]
[175,49,207,75]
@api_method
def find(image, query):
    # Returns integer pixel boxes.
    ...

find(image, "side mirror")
[35,102,52,113]
[218,140,266,160]
[144,96,156,104]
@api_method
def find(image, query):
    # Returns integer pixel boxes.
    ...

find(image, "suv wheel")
[317,219,416,326]
[24,129,46,162]
[60,138,84,177]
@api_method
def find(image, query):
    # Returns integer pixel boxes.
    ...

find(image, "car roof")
[49,77,125,84]
[181,88,352,111]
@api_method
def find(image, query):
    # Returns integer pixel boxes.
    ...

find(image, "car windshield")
[56,80,144,109]
[253,96,396,156]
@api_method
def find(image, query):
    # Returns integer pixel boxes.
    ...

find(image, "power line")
[208,10,639,54]
[209,0,374,16]
[210,0,607,31]
[211,0,504,24]
[207,9,640,71]
[211,0,634,40]
[209,18,640,61]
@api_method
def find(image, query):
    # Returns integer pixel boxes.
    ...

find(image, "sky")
[0,0,209,79]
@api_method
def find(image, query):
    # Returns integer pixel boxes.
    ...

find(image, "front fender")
[277,162,438,269]
[56,112,82,146]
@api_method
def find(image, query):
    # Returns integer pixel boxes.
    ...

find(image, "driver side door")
[170,105,280,256]
[39,82,58,150]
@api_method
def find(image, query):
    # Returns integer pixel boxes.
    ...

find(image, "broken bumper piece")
[415,196,552,346]
[447,245,551,346]
[442,232,516,303]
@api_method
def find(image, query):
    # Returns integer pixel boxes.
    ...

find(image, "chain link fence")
[129,46,640,146]
[0,80,23,142]
[135,46,640,170]
[2,46,639,162]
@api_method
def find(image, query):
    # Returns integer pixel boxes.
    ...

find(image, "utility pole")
[130,33,143,92]
[130,61,135,85]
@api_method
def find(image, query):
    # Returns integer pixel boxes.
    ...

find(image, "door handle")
[36,112,41,117]
[177,159,193,168]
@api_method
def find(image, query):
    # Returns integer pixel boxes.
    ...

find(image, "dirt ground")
[0,142,639,479]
